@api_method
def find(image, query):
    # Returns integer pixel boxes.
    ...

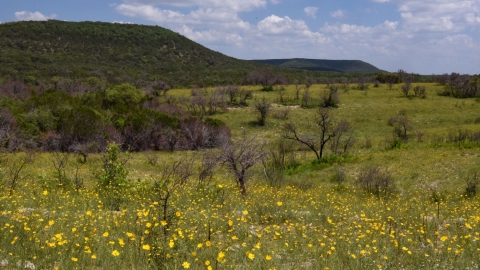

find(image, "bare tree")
[153,158,195,239]
[5,151,35,195]
[51,152,70,187]
[401,81,411,97]
[388,111,411,141]
[249,69,286,89]
[221,133,267,196]
[305,77,316,90]
[254,97,271,126]
[331,120,356,155]
[283,108,336,160]
[198,150,222,183]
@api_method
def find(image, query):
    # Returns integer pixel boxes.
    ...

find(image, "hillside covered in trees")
[250,58,384,73]
[0,20,386,88]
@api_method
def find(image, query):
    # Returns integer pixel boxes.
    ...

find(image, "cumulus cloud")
[330,10,346,18]
[113,0,480,73]
[15,11,56,21]
[398,0,480,32]
[303,7,318,18]
[121,0,266,12]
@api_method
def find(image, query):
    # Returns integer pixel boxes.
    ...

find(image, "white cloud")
[113,0,480,74]
[331,10,346,18]
[15,11,56,21]
[398,0,480,32]
[303,7,318,18]
[121,0,267,12]
[257,15,309,34]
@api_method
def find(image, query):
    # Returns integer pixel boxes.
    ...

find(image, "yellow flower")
[440,236,448,242]
[91,254,97,259]
[205,260,210,266]
[182,262,190,269]
[169,240,175,248]
[175,211,181,217]
[103,232,109,237]
[48,220,55,226]
[247,252,255,260]
[146,222,152,228]
[277,201,283,206]
[161,220,168,226]
[43,190,48,195]
[206,241,211,247]
[112,250,120,256]
[351,254,356,259]
[86,211,92,216]
[265,255,272,261]
[243,210,249,215]
[142,244,151,251]
[197,243,203,248]
[71,257,78,262]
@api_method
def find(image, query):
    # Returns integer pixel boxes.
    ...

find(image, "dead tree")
[221,134,266,196]
[284,108,352,159]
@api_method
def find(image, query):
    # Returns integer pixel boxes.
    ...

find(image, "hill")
[0,20,380,87]
[250,58,383,73]
[0,20,268,87]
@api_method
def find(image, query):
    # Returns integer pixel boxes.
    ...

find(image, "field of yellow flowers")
[1,174,479,269]
[1,84,480,269]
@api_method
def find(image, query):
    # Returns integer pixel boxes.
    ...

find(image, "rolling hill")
[250,58,383,73]
[0,20,381,87]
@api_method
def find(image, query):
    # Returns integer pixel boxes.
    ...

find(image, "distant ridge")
[250,58,383,73]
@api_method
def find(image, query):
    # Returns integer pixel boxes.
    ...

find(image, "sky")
[1,0,479,74]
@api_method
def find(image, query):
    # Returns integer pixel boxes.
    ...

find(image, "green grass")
[1,83,479,269]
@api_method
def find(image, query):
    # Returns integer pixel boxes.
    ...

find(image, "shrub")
[465,172,478,198]
[96,142,129,210]
[356,166,395,198]
[321,85,340,108]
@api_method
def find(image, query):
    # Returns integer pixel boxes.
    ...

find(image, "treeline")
[0,81,230,153]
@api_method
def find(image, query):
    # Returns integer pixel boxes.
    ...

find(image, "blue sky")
[1,0,479,74]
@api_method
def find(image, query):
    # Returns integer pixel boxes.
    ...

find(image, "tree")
[249,69,286,90]
[283,108,344,160]
[388,111,411,141]
[322,85,340,108]
[401,81,411,97]
[221,133,266,196]
[254,97,271,126]
[305,77,316,90]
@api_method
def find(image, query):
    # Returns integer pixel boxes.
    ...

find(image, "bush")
[96,142,129,210]
[356,166,395,198]
[322,85,340,108]
[465,172,478,198]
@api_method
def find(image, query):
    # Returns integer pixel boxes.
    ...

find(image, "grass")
[1,83,479,269]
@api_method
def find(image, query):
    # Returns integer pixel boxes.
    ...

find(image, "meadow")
[1,83,479,269]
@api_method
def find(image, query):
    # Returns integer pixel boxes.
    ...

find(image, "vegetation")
[251,58,383,73]
[0,20,479,269]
